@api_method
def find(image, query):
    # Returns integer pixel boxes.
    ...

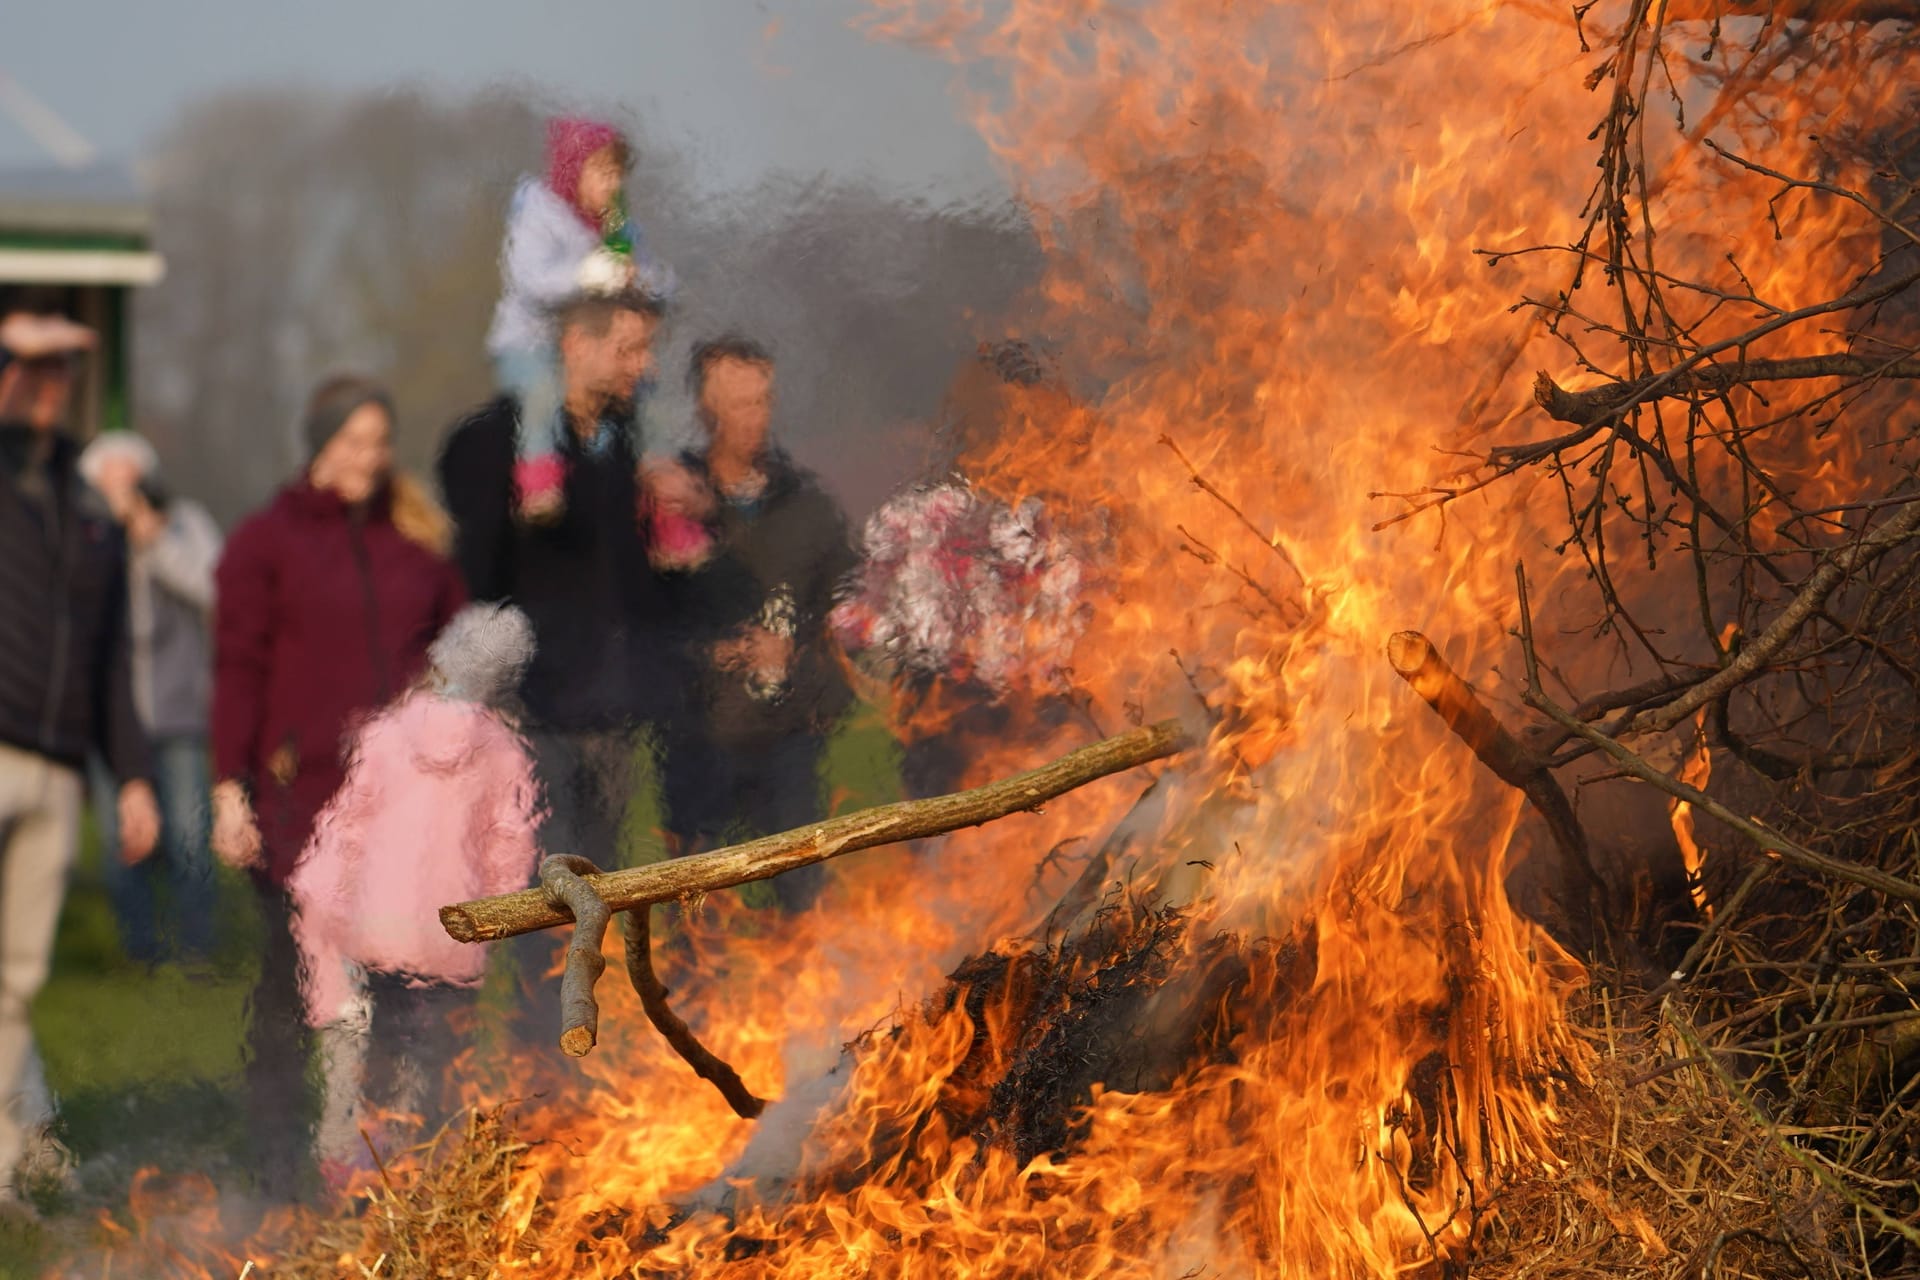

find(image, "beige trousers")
[0,741,81,1198]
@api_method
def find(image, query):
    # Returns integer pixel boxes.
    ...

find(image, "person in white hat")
[78,431,224,966]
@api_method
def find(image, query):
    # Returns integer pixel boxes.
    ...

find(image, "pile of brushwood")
[226,877,1920,1278]
[84,811,1912,1279]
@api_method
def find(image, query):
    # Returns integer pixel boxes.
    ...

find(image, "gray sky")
[0,0,1005,200]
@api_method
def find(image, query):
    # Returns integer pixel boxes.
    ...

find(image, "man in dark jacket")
[0,302,156,1203]
[438,291,667,873]
[653,335,857,911]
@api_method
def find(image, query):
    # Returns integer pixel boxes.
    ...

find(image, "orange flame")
[1670,717,1716,919]
[1669,627,1737,918]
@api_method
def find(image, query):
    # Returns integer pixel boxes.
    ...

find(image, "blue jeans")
[90,735,215,965]
[493,348,561,465]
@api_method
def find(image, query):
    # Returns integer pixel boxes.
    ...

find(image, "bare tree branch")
[624,907,767,1119]
[539,856,611,1058]
[1612,493,1920,740]
[442,719,1192,943]
[1534,355,1920,428]
[1515,566,1920,905]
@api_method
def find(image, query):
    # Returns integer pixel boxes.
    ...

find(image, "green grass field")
[0,708,903,1277]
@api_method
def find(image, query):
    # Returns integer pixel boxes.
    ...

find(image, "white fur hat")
[429,603,537,704]
[78,431,159,489]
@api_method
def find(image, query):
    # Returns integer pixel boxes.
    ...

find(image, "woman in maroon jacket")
[210,374,464,1200]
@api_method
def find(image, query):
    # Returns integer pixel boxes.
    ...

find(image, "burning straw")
[440,717,1189,1119]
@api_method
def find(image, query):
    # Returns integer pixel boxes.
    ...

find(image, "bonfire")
[82,0,1920,1275]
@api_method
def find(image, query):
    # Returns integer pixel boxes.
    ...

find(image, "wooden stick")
[442,718,1191,944]
[540,856,609,1057]
[1534,356,1920,428]
[624,907,766,1119]
[1387,631,1607,900]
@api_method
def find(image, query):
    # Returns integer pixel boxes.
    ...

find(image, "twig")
[1529,693,1920,904]
[359,1126,395,1196]
[539,855,612,1057]
[1606,492,1920,741]
[1514,566,1920,905]
[1160,434,1309,588]
[443,719,1191,943]
[1622,1054,1712,1087]
[1657,859,1774,990]
[624,907,767,1119]
[1664,1000,1920,1250]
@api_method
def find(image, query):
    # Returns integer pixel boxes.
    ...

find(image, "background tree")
[133,87,1042,525]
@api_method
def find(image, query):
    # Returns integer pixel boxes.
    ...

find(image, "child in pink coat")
[289,603,543,1188]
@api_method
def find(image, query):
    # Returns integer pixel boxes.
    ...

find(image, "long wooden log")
[441,718,1193,944]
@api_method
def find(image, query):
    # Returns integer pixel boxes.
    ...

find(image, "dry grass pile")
[1482,1020,1877,1279]
[81,863,1918,1277]
[248,1107,540,1278]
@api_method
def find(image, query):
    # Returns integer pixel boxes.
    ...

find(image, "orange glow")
[1670,717,1716,920]
[1670,625,1738,919]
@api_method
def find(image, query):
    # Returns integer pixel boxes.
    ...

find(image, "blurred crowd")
[0,116,1087,1208]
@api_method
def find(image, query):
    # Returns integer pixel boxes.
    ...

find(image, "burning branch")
[1387,632,1608,910]
[441,718,1191,943]
[1513,566,1920,906]
[1524,688,1920,905]
[1605,492,1920,738]
[624,907,766,1119]
[1532,356,1920,428]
